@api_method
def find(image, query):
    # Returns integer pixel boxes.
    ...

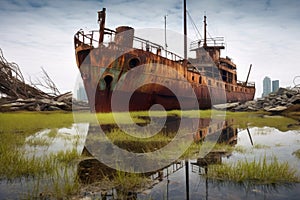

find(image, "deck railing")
[237,80,255,87]
[190,37,225,50]
[74,29,184,62]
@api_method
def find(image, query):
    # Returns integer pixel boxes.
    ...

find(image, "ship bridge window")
[221,70,227,82]
[128,58,140,68]
[228,73,233,83]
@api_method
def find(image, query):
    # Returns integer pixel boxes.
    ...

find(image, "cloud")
[0,0,299,97]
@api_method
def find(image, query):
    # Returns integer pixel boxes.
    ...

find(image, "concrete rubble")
[214,87,300,113]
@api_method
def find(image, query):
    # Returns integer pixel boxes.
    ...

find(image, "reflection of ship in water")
[78,152,185,199]
[190,119,238,200]
[191,118,237,175]
[77,117,238,199]
[193,118,237,145]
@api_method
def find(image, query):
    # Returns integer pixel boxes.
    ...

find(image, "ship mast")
[203,15,207,47]
[183,0,187,60]
[183,1,189,199]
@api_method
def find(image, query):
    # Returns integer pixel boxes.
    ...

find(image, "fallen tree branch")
[0,48,89,111]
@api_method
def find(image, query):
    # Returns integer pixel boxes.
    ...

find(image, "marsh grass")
[113,170,150,193]
[234,146,248,154]
[292,149,300,159]
[47,129,58,138]
[0,111,82,197]
[180,141,235,159]
[1,110,298,198]
[206,156,300,184]
[93,110,299,132]
[0,146,80,179]
[275,143,283,147]
[105,128,173,153]
[0,149,54,180]
[2,110,296,132]
[26,136,52,147]
[225,112,298,131]
[253,144,271,149]
[53,149,81,164]
[106,128,172,143]
[0,112,74,135]
[0,136,81,198]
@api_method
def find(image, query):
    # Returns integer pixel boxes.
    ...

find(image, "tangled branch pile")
[0,48,88,111]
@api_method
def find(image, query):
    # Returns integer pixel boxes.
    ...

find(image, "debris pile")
[0,48,89,112]
[214,87,300,113]
[233,88,300,112]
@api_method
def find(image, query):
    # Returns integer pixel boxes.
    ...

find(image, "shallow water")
[0,114,299,199]
[138,127,300,200]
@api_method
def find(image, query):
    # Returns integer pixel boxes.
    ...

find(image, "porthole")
[128,57,140,68]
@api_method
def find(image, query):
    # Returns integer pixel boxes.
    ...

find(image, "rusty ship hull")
[74,9,255,113]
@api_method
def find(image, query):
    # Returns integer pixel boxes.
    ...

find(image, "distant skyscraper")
[77,84,88,101]
[262,76,271,97]
[272,80,279,92]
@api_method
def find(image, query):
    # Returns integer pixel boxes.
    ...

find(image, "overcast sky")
[0,0,299,98]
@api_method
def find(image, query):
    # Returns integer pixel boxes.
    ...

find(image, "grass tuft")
[292,149,300,159]
[206,156,300,184]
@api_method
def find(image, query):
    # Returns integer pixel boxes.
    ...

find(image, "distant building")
[272,80,279,93]
[262,76,271,97]
[77,84,88,102]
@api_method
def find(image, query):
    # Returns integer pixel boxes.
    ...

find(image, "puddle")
[0,114,299,199]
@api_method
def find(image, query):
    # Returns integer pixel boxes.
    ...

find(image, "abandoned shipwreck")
[74,8,255,112]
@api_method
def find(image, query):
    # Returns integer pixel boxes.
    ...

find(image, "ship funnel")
[115,26,134,48]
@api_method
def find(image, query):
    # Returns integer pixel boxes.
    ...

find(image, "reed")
[206,156,300,184]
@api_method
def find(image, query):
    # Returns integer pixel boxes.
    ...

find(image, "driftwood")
[0,48,89,112]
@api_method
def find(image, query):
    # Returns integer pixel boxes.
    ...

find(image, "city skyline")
[272,80,279,93]
[262,76,280,97]
[262,76,271,97]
